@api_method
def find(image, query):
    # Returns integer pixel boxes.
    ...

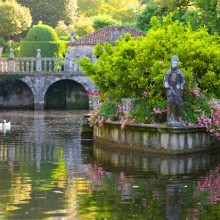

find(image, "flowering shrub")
[198,101,220,140]
[182,87,210,124]
[181,87,220,140]
[130,99,167,124]
[87,86,220,140]
[86,91,100,96]
[87,101,122,128]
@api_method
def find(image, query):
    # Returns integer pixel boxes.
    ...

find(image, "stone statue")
[163,55,185,126]
[70,31,75,43]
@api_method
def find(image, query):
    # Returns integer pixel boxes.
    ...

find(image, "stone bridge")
[0,49,97,110]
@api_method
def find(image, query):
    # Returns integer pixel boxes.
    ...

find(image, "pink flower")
[193,87,201,97]
[106,118,112,123]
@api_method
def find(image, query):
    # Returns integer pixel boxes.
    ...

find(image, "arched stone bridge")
[0,49,97,110]
[20,72,96,110]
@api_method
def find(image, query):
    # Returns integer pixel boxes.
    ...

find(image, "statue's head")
[170,55,179,70]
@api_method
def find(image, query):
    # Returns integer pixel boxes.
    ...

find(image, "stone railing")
[0,48,82,73]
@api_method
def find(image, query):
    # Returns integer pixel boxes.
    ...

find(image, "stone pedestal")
[167,121,184,127]
[93,122,219,155]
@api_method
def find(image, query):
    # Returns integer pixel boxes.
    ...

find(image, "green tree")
[73,15,94,37]
[77,0,105,17]
[0,0,32,42]
[191,0,220,34]
[55,21,75,39]
[136,4,165,32]
[93,15,122,31]
[78,16,220,102]
[17,0,77,27]
[102,0,141,24]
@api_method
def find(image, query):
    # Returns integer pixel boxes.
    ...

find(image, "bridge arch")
[0,80,34,109]
[21,74,96,110]
[45,79,89,109]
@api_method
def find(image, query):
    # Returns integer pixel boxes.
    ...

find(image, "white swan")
[3,120,11,128]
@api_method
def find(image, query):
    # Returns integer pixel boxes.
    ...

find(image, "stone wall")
[94,122,219,155]
[64,45,96,72]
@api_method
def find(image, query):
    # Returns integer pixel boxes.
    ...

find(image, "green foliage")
[55,20,74,38]
[99,100,120,120]
[0,37,8,51]
[192,0,220,34]
[136,4,164,32]
[17,0,77,27]
[0,74,23,82]
[0,0,32,40]
[78,16,220,104]
[25,23,59,41]
[182,91,210,124]
[0,74,24,98]
[93,15,122,31]
[58,36,70,41]
[200,71,220,98]
[130,98,166,124]
[19,41,66,58]
[77,0,105,17]
[73,15,94,37]
[19,24,66,57]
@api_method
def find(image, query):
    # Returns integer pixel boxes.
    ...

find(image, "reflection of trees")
[76,163,166,220]
[7,174,32,211]
[0,110,88,219]
[79,159,220,220]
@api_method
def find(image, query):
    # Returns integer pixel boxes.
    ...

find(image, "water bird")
[3,120,11,128]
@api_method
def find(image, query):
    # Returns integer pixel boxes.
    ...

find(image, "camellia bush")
[78,16,220,139]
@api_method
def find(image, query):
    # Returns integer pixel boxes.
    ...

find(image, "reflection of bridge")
[0,49,96,110]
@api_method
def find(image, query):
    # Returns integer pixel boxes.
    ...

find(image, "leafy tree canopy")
[93,15,122,31]
[78,16,220,102]
[0,0,32,40]
[17,0,77,27]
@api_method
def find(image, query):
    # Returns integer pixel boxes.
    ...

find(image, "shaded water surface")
[0,110,220,220]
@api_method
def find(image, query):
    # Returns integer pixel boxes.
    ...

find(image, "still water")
[0,110,220,220]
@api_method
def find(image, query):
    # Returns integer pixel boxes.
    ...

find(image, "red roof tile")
[69,26,145,46]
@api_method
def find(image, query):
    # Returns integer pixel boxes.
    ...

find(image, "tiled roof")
[69,26,145,46]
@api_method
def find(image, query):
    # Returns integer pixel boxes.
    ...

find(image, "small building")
[65,26,145,68]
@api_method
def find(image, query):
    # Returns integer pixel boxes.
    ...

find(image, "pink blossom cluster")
[86,90,100,96]
[193,87,201,97]
[116,105,123,115]
[153,108,166,114]
[120,113,134,129]
[195,165,220,204]
[197,101,220,140]
[87,164,111,190]
[87,106,105,128]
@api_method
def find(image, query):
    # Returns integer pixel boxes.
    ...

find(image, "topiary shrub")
[19,23,66,58]
[25,24,59,41]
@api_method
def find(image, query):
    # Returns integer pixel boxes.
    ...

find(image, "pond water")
[0,110,220,220]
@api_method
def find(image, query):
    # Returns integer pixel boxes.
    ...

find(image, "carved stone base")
[167,121,184,127]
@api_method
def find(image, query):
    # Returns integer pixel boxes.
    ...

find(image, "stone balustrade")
[0,48,82,74]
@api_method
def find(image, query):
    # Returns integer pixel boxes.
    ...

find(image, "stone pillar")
[34,100,44,110]
[36,49,42,72]
[9,48,15,72]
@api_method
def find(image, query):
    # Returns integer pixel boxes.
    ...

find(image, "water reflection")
[0,110,220,219]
